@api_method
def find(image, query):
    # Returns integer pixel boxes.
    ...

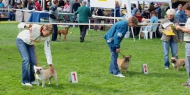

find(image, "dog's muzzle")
[36,70,41,74]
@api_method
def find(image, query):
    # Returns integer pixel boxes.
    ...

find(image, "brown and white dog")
[57,26,70,40]
[170,57,186,71]
[117,55,132,73]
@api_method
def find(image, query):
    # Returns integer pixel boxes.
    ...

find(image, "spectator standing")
[27,0,35,10]
[132,4,138,16]
[149,3,155,13]
[0,0,4,8]
[111,1,121,17]
[74,0,92,42]
[175,3,190,88]
[58,0,65,8]
[154,3,162,19]
[72,0,80,13]
[175,4,187,26]
[159,9,183,69]
[49,0,59,41]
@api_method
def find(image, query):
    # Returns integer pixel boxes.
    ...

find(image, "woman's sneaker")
[113,73,125,78]
[22,83,32,86]
[31,81,38,85]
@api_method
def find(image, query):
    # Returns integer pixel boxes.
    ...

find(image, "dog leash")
[174,37,183,58]
[119,52,125,57]
[34,45,40,66]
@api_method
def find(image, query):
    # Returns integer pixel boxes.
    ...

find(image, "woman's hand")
[49,65,55,73]
[180,40,183,43]
[176,26,181,31]
[116,48,120,53]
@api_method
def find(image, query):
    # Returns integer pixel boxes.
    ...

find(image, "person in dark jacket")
[49,0,59,41]
[104,16,138,78]
[72,0,80,13]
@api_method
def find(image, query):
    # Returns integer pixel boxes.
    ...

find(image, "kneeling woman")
[16,23,55,86]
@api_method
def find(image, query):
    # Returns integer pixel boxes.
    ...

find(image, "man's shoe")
[113,73,125,78]
[80,37,82,42]
[186,85,190,88]
[31,81,38,85]
[182,82,189,86]
[22,83,32,86]
[165,67,169,70]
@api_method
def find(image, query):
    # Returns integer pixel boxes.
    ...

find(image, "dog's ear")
[129,55,132,59]
[122,55,125,58]
[33,65,36,69]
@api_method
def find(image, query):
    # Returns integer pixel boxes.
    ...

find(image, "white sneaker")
[114,73,125,78]
[31,81,38,85]
[22,83,32,86]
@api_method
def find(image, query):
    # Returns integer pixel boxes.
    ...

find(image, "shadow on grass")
[57,83,121,93]
[124,70,183,78]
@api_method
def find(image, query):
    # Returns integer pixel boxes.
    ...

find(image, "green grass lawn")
[0,23,190,95]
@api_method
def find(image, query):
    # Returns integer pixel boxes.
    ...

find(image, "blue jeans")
[16,38,37,83]
[185,43,190,84]
[52,24,58,41]
[162,40,178,68]
[108,46,120,75]
[8,11,15,20]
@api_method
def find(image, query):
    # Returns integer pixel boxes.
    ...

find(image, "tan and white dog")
[34,65,58,87]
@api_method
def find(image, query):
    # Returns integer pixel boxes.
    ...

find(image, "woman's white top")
[184,18,190,41]
[17,23,53,65]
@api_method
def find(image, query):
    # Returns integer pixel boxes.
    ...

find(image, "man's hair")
[183,3,190,11]
[166,9,175,15]
[128,16,139,27]
[82,0,87,5]
[53,0,59,4]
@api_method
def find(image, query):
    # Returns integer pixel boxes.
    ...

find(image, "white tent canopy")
[126,0,172,17]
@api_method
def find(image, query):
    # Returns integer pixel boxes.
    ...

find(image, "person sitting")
[133,9,143,36]
[141,11,159,38]
[141,9,150,19]
[135,9,143,22]
[27,0,35,10]
[34,0,42,11]
[63,0,70,12]
[63,0,71,22]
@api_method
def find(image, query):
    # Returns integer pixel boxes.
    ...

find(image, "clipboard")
[163,28,175,35]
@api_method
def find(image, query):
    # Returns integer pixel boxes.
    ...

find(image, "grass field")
[0,22,190,95]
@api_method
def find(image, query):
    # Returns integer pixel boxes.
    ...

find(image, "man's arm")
[177,26,190,34]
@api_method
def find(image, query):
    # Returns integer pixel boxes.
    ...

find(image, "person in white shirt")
[16,23,54,86]
[176,3,190,88]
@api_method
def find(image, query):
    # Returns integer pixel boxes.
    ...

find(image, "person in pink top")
[34,0,42,11]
